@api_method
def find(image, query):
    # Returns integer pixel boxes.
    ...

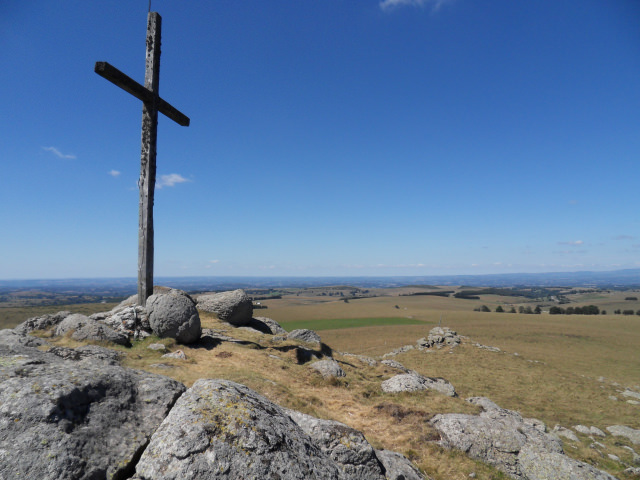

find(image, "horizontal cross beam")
[94,61,190,127]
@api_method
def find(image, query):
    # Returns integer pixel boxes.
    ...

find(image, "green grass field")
[279,316,426,331]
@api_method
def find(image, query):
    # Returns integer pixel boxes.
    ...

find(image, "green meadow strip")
[279,317,425,332]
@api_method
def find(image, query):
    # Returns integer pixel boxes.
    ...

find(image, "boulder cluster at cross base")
[1,288,636,479]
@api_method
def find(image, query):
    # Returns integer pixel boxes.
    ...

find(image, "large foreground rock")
[0,329,186,480]
[286,409,387,480]
[147,288,201,344]
[197,289,253,326]
[133,379,343,479]
[431,397,617,480]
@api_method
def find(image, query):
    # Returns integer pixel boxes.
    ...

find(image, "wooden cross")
[95,12,189,307]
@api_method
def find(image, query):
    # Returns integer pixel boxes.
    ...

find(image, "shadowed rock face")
[431,397,617,480]
[0,329,186,480]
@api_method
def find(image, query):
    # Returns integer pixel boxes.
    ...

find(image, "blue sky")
[1,0,639,279]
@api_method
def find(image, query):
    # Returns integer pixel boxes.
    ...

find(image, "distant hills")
[1,269,638,297]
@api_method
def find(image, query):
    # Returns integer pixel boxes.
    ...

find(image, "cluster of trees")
[613,309,640,315]
[474,305,541,314]
[549,305,600,315]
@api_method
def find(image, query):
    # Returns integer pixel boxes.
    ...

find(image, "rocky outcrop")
[382,373,456,397]
[14,310,71,334]
[0,329,186,480]
[55,313,130,346]
[91,304,151,340]
[196,289,253,326]
[287,328,322,344]
[147,288,201,344]
[381,359,413,373]
[251,316,288,335]
[1,329,429,480]
[607,425,640,445]
[431,397,617,480]
[132,379,344,479]
[417,327,460,349]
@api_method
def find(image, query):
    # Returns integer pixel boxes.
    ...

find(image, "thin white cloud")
[108,170,121,177]
[558,240,584,246]
[42,146,76,159]
[614,235,635,240]
[156,173,190,189]
[380,0,452,12]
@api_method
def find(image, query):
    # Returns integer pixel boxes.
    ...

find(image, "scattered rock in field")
[432,398,617,480]
[196,289,253,326]
[381,359,413,373]
[609,395,618,401]
[147,288,201,344]
[342,352,377,366]
[622,389,640,401]
[607,425,640,445]
[375,449,428,480]
[13,310,71,334]
[0,329,186,480]
[624,467,640,475]
[133,379,343,479]
[286,409,387,479]
[607,454,620,462]
[553,425,580,442]
[474,343,502,353]
[287,328,322,344]
[574,425,592,435]
[382,373,456,397]
[162,349,187,360]
[383,345,415,357]
[149,363,175,369]
[627,400,640,405]
[310,359,346,379]
[148,343,167,351]
[55,313,130,346]
[250,316,287,335]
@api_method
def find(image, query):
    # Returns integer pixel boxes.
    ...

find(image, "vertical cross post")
[95,12,189,308]
[138,12,161,306]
